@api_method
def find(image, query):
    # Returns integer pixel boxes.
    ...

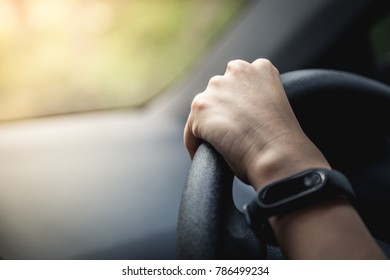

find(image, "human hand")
[184,59,330,190]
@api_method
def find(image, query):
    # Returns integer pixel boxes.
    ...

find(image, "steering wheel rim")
[177,69,390,259]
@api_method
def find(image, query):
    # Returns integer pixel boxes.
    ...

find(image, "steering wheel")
[176,69,390,259]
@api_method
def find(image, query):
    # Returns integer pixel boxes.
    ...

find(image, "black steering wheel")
[177,69,390,259]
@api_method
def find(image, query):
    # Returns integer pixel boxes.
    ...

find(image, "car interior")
[0,0,389,259]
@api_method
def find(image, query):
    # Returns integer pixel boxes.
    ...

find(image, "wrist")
[247,137,330,192]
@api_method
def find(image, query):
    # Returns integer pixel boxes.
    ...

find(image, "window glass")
[370,11,390,84]
[0,0,247,121]
[370,12,390,60]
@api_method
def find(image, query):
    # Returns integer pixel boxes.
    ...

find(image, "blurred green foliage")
[0,0,247,121]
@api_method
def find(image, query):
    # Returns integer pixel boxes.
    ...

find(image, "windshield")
[0,0,247,122]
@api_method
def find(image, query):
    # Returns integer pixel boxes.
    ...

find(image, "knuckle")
[253,58,279,75]
[270,63,280,75]
[227,59,243,69]
[255,58,273,68]
[191,93,208,112]
[207,75,224,88]
[227,59,248,73]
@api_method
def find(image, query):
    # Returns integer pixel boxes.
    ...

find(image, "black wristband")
[244,168,356,244]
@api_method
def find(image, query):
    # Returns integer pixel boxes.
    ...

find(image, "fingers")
[184,93,206,159]
[183,112,200,159]
[183,58,280,159]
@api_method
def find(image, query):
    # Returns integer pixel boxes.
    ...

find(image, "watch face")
[261,170,326,205]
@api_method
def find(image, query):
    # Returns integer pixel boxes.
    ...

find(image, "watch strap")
[244,168,356,245]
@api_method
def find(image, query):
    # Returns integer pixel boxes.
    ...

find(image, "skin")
[184,58,386,259]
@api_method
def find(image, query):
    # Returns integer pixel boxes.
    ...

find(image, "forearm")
[269,196,386,259]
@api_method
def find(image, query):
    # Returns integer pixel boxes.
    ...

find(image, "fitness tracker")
[244,168,356,243]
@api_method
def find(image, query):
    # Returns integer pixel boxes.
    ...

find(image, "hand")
[184,58,387,259]
[184,59,330,190]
